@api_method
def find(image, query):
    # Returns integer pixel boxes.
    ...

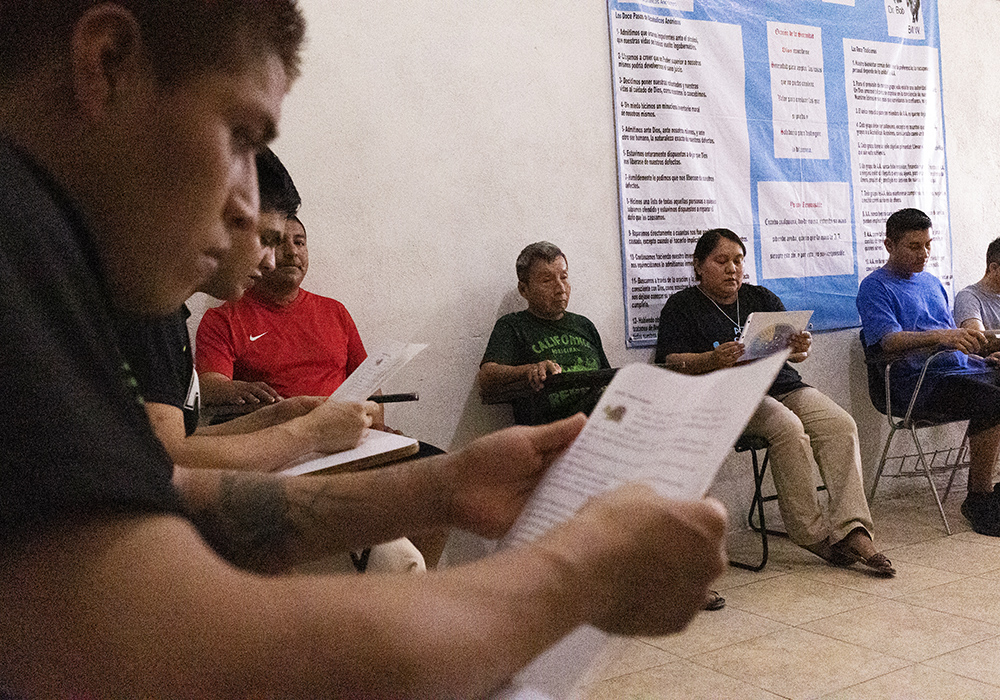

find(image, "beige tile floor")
[577,477,1000,699]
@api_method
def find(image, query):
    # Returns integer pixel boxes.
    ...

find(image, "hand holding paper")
[546,483,728,635]
[493,351,790,700]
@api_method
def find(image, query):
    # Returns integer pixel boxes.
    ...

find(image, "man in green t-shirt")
[478,241,611,425]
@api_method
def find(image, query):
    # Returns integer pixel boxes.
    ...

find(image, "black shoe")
[961,491,1000,536]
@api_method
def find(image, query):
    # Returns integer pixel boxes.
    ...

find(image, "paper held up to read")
[737,310,813,363]
[490,350,791,700]
[330,341,427,402]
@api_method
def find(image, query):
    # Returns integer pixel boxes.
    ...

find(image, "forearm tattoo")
[186,474,294,572]
[186,474,372,573]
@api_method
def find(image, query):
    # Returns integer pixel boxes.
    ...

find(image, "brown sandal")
[703,589,726,611]
[802,537,854,566]
[831,530,896,577]
[838,549,896,577]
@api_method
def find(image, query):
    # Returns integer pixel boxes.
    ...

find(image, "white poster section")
[611,10,753,345]
[845,39,950,292]
[760,22,853,280]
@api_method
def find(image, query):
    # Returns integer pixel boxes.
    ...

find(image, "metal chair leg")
[729,447,770,572]
[910,427,952,535]
[729,443,829,571]
[869,424,897,502]
[942,431,969,503]
[747,449,797,538]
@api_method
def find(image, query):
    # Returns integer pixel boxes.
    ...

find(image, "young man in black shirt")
[117,147,378,472]
[0,3,727,697]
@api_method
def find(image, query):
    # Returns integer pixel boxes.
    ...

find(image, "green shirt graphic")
[481,310,611,424]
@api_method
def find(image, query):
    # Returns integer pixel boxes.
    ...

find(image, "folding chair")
[728,434,827,571]
[861,330,969,534]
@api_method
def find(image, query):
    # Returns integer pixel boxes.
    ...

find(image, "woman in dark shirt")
[656,228,892,576]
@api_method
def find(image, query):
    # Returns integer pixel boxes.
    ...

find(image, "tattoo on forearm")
[187,474,373,573]
[188,475,293,573]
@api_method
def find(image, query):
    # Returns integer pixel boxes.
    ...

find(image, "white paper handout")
[492,351,790,700]
[330,341,427,402]
[738,310,813,363]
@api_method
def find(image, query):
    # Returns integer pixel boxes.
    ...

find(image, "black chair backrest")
[860,329,888,415]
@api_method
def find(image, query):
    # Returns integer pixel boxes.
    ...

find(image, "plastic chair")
[861,330,969,534]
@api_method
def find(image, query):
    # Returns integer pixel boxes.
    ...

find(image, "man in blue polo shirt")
[857,207,1000,536]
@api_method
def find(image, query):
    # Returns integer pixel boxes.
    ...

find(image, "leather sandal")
[802,537,853,566]
[832,546,896,577]
[703,589,725,611]
[831,530,896,577]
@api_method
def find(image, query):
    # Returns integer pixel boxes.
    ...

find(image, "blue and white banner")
[611,0,949,346]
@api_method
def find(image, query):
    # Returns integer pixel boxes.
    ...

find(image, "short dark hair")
[515,241,565,284]
[0,1,305,86]
[692,228,746,281]
[287,215,307,238]
[256,147,300,217]
[986,237,1000,270]
[885,208,932,243]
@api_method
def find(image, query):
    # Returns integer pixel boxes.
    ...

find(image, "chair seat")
[734,434,769,453]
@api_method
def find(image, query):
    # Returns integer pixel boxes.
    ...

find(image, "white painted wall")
[191,0,1000,531]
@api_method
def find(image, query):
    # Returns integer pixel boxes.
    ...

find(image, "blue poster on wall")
[609,0,949,346]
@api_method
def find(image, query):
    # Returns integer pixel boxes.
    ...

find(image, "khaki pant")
[744,387,873,546]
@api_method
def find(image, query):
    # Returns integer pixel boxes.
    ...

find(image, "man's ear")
[883,237,894,254]
[517,280,528,300]
[70,4,148,121]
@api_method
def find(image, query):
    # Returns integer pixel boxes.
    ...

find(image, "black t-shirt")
[0,138,181,540]
[481,310,611,424]
[655,284,806,397]
[116,305,200,436]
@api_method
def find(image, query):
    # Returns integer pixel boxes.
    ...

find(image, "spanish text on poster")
[609,0,949,346]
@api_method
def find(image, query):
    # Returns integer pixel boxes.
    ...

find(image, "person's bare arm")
[879,327,987,356]
[0,483,724,699]
[172,416,589,568]
[200,370,282,406]
[145,399,378,473]
[197,396,325,436]
[660,341,745,375]
[478,360,562,395]
[1,413,726,698]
